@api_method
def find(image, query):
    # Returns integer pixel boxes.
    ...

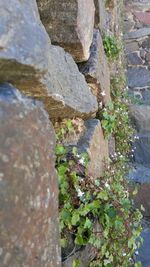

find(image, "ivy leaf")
[71,213,80,226]
[55,144,66,155]
[75,234,84,245]
[107,208,117,219]
[60,238,68,248]
[72,259,80,267]
[84,218,92,229]
[98,191,108,201]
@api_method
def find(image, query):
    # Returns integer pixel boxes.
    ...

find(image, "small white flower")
[79,158,85,165]
[101,91,106,96]
[123,253,126,256]
[105,182,110,189]
[77,189,84,197]
[99,101,103,109]
[135,251,139,256]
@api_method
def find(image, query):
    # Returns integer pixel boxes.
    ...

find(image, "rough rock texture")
[125,0,150,222]
[127,52,143,65]
[0,83,60,267]
[134,11,150,26]
[127,67,150,88]
[37,46,98,120]
[134,134,150,165]
[37,0,95,62]
[78,30,111,106]
[62,245,93,267]
[137,227,150,267]
[0,0,98,119]
[124,28,150,40]
[130,105,150,133]
[129,165,150,216]
[77,119,109,178]
[94,0,107,30]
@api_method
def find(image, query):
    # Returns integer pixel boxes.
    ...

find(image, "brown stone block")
[77,119,109,178]
[0,0,98,119]
[37,0,95,62]
[0,83,60,267]
[78,29,111,106]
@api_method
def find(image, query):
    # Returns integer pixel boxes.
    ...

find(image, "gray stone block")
[127,67,150,88]
[127,52,143,65]
[124,28,150,40]
[0,0,98,119]
[134,134,150,165]
[129,104,150,133]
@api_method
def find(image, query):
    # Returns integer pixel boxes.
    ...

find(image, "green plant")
[103,35,121,60]
[56,144,143,267]
[56,14,142,266]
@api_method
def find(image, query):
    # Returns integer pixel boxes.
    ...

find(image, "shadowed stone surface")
[77,119,109,178]
[137,228,150,267]
[0,0,98,119]
[78,30,110,105]
[129,165,150,216]
[127,52,143,65]
[141,37,150,49]
[134,183,150,217]
[62,245,93,267]
[0,83,60,267]
[127,67,150,88]
[37,0,95,62]
[134,134,150,165]
[130,105,150,133]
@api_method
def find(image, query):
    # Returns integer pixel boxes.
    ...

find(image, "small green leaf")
[71,213,80,226]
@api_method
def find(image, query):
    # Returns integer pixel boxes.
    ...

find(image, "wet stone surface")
[0,83,60,267]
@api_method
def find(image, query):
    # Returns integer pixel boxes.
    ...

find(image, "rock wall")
[0,0,122,266]
[124,0,150,216]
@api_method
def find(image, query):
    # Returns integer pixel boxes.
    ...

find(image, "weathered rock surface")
[124,28,150,40]
[134,134,150,165]
[127,67,150,88]
[137,227,150,267]
[130,105,150,133]
[127,52,143,65]
[38,46,98,119]
[0,83,60,266]
[78,30,111,105]
[125,42,139,53]
[94,0,107,30]
[37,0,95,62]
[77,119,109,178]
[141,37,150,49]
[134,11,150,26]
[129,165,150,216]
[62,245,93,267]
[0,0,98,119]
